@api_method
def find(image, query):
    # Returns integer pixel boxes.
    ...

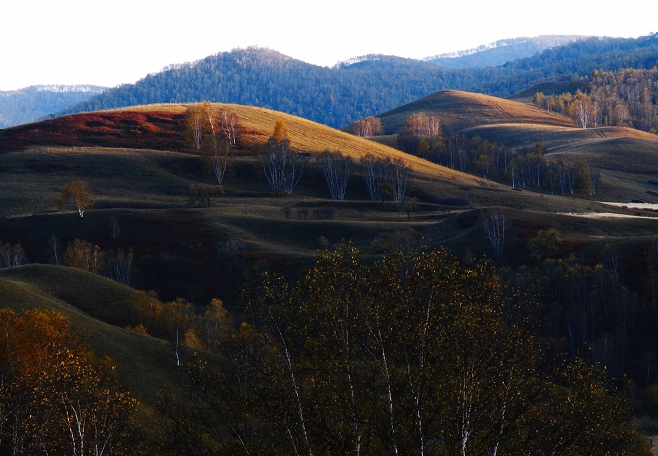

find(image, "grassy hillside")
[0,100,654,308]
[0,265,183,405]
[376,90,577,133]
[371,90,658,204]
[3,96,658,434]
[461,123,658,202]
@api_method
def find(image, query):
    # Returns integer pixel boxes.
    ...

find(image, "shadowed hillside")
[0,265,187,404]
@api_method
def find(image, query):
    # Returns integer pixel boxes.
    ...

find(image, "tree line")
[354,111,601,198]
[186,106,413,203]
[4,242,658,453]
[534,66,658,132]
[151,243,649,455]
[60,36,658,129]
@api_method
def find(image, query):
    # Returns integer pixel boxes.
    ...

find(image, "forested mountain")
[424,35,584,69]
[475,34,658,96]
[61,35,658,129]
[64,50,471,129]
[0,85,104,128]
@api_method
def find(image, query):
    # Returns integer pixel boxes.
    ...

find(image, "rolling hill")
[3,92,658,448]
[1,96,656,303]
[0,265,183,405]
[3,34,657,132]
[376,89,577,133]
[48,34,658,130]
[374,90,658,203]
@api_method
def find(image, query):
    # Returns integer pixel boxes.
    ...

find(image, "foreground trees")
[0,309,140,455]
[157,244,648,455]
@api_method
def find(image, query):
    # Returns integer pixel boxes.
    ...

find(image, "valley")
[2,78,658,451]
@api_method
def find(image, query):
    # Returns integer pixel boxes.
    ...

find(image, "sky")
[1,0,657,91]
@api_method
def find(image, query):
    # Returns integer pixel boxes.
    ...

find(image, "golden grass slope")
[127,103,490,186]
[463,124,657,149]
[377,90,577,133]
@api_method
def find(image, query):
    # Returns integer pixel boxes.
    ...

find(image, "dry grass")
[377,90,577,133]
[130,102,487,183]
[464,123,658,152]
[5,94,658,424]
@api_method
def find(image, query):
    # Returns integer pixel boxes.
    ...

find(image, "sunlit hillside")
[377,89,577,133]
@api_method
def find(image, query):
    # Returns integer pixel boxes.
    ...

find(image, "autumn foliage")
[154,244,649,455]
[0,309,140,455]
[54,180,96,217]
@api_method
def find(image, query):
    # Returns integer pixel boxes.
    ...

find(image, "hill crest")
[377,90,577,134]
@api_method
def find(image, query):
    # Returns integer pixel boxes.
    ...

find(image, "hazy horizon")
[2,0,656,91]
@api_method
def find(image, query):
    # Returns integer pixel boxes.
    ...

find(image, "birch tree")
[302,244,370,455]
[361,155,393,202]
[390,159,410,202]
[161,298,197,366]
[0,309,139,455]
[573,99,592,128]
[319,150,352,200]
[105,247,135,285]
[55,181,95,218]
[174,244,647,454]
[482,210,506,256]
[247,271,315,456]
[217,107,242,146]
[348,116,383,137]
[259,121,305,194]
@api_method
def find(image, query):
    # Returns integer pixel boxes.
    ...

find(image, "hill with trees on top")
[49,34,658,129]
[1,89,658,452]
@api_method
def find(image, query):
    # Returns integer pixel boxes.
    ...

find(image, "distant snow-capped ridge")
[424,38,532,61]
[424,35,587,61]
[35,85,105,93]
[332,54,414,69]
[334,54,381,68]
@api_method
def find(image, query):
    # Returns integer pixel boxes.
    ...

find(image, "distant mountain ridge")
[0,85,105,128]
[424,35,586,68]
[31,85,104,93]
[3,34,658,129]
[63,35,658,129]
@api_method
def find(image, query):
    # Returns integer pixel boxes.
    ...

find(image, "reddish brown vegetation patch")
[512,219,552,241]
[0,111,188,152]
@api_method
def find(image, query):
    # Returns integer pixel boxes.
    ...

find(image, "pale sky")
[1,0,656,91]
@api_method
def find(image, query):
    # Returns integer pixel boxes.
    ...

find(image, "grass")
[3,94,658,417]
[377,90,577,134]
[0,264,134,325]
[0,268,185,405]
